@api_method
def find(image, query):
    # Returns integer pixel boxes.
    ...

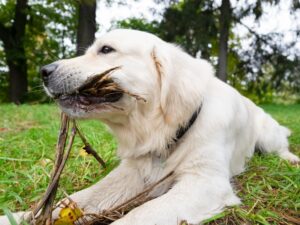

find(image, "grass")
[0,104,299,225]
[0,104,119,213]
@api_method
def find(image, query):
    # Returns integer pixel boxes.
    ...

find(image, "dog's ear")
[151,46,174,124]
[151,44,212,125]
[151,45,191,125]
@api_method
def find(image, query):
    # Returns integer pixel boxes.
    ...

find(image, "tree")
[0,0,28,104]
[159,0,218,59]
[230,0,300,101]
[217,0,231,81]
[117,0,300,102]
[76,0,97,56]
[0,0,78,103]
[0,0,98,103]
[117,18,161,36]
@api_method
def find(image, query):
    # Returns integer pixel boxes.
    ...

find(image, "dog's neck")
[107,101,203,159]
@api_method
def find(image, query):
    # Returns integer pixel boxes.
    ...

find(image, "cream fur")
[1,29,299,225]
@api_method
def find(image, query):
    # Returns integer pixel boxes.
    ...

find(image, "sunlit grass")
[0,104,118,212]
[0,104,299,224]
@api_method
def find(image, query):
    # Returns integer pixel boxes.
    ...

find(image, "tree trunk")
[217,0,231,82]
[0,0,28,104]
[5,45,28,104]
[76,0,97,56]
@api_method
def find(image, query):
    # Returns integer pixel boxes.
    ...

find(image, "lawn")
[0,104,299,225]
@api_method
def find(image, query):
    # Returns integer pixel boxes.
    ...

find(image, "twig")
[31,113,69,216]
[25,113,76,225]
[84,171,175,225]
[74,121,106,169]
[111,171,174,212]
[24,113,108,225]
[37,123,76,224]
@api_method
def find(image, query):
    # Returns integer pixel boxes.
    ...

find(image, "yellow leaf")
[54,202,84,225]
[79,147,89,157]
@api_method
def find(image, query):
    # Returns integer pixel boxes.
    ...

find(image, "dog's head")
[42,29,213,153]
[42,30,165,120]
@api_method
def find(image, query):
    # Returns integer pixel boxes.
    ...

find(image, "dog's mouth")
[55,67,124,109]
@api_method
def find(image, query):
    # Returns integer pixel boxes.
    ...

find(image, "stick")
[109,171,174,212]
[84,171,175,225]
[25,113,75,225]
[36,123,76,224]
[74,121,106,169]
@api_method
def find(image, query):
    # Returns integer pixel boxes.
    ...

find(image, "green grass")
[0,104,299,225]
[0,104,119,212]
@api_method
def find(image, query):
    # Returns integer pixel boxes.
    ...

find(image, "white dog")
[1,29,299,225]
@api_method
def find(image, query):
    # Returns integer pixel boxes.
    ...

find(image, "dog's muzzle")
[41,64,123,108]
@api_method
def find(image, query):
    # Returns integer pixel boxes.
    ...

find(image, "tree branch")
[234,17,270,45]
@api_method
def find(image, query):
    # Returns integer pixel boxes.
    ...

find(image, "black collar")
[167,103,203,149]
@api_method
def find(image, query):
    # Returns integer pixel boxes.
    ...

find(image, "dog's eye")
[99,45,115,54]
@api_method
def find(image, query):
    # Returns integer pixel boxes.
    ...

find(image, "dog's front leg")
[0,159,144,225]
[111,171,240,225]
[55,159,145,214]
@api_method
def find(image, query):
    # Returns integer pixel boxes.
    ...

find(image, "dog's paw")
[280,151,300,165]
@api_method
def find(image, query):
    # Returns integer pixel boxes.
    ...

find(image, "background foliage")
[0,0,299,103]
[0,0,77,102]
[119,0,300,103]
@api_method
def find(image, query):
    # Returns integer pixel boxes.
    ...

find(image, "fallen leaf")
[54,202,84,225]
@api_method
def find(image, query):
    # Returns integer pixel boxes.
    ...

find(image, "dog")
[1,29,299,225]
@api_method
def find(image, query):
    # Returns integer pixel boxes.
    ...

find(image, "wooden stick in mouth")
[77,67,147,103]
[77,66,122,93]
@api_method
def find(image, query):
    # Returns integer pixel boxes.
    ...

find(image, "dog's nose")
[40,63,58,86]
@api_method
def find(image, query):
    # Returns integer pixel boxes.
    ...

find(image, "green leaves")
[117,0,300,103]
[0,0,78,103]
